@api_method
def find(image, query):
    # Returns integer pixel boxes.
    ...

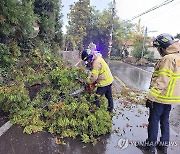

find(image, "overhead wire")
[142,0,180,25]
[128,0,176,21]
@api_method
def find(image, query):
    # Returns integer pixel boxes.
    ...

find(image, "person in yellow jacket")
[143,33,180,154]
[81,49,114,112]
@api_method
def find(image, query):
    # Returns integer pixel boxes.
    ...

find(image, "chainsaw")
[42,82,96,109]
[56,78,96,101]
[70,82,96,95]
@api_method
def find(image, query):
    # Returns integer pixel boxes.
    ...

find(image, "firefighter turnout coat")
[148,42,180,104]
[87,56,114,87]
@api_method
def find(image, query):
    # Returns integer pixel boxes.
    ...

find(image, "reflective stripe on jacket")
[148,43,180,104]
[87,57,114,87]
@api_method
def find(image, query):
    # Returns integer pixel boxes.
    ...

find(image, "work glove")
[85,83,96,92]
[85,61,92,68]
[146,99,153,109]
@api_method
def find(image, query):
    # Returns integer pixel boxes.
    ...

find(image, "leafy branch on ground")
[0,48,112,145]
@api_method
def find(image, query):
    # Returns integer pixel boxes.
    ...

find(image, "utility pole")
[108,0,116,59]
[141,27,157,59]
[141,27,147,59]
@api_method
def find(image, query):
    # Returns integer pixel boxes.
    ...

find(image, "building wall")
[126,46,161,59]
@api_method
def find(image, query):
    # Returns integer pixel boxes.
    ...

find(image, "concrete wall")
[60,50,82,67]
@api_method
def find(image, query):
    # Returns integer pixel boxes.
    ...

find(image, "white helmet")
[88,42,96,51]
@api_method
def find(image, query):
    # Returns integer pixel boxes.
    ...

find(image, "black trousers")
[94,84,114,111]
[148,102,171,145]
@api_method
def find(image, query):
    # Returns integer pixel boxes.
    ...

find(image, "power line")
[143,0,180,24]
[129,0,175,21]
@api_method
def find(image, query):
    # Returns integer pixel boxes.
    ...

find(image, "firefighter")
[81,49,114,112]
[143,33,180,154]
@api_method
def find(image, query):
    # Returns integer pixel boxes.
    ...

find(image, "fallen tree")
[0,49,112,145]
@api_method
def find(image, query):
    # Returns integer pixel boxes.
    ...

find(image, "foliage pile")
[112,83,147,105]
[0,48,112,145]
[120,88,147,105]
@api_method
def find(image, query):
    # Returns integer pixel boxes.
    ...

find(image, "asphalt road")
[0,61,179,154]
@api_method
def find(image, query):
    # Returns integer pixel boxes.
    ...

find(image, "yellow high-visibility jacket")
[148,42,180,104]
[87,56,114,87]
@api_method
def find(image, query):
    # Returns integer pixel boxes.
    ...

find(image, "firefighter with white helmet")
[81,49,114,112]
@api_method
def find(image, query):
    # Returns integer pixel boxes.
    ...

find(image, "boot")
[145,145,156,153]
[136,140,155,153]
[137,145,155,153]
[107,107,113,112]
[157,144,168,154]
